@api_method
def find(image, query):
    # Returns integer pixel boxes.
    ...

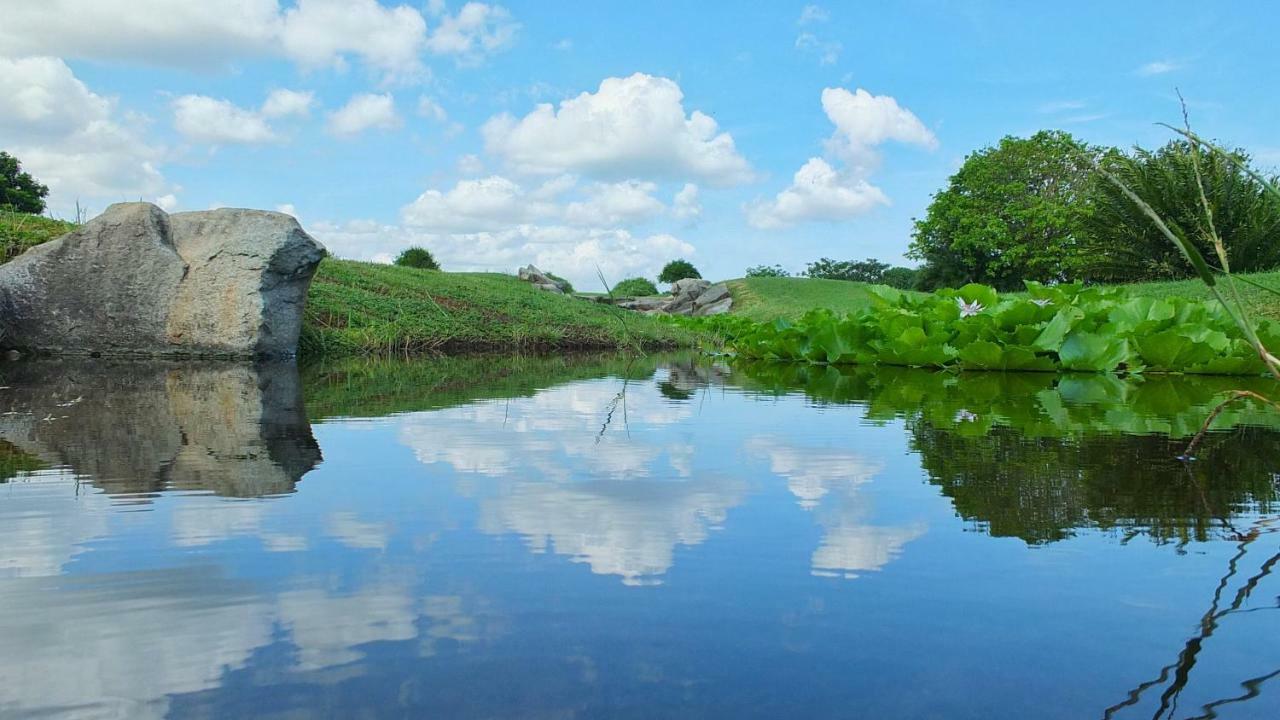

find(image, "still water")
[1,355,1278,719]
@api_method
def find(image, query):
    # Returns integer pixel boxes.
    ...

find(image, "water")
[1,355,1278,720]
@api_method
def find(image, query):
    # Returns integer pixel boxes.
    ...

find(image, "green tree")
[804,257,890,282]
[745,264,790,278]
[612,277,659,296]
[879,266,920,290]
[908,130,1102,291]
[394,246,440,270]
[0,152,49,214]
[1083,141,1280,282]
[657,259,701,284]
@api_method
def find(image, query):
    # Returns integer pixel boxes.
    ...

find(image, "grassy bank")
[0,210,75,262]
[725,276,919,321]
[302,259,697,356]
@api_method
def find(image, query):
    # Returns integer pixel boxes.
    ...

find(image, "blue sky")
[3,0,1278,288]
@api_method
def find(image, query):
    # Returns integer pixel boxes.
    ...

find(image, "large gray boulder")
[0,202,324,358]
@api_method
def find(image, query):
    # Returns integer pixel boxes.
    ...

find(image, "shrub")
[612,277,659,297]
[658,259,701,284]
[1083,141,1280,282]
[909,130,1102,291]
[0,152,48,214]
[394,246,440,270]
[804,257,890,282]
[545,272,574,294]
[880,266,921,290]
[745,264,790,278]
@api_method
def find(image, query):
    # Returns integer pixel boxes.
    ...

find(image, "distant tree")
[612,277,659,296]
[394,246,440,270]
[803,257,890,283]
[1083,140,1280,282]
[908,130,1102,291]
[0,152,49,214]
[658,259,701,284]
[745,264,790,278]
[880,266,921,290]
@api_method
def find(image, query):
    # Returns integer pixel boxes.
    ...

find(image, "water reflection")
[0,360,321,498]
[0,354,1276,719]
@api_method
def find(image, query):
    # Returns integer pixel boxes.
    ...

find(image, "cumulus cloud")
[748,87,935,229]
[400,175,554,231]
[0,56,169,211]
[481,73,753,184]
[672,183,702,222]
[821,86,938,168]
[425,1,520,64]
[563,180,665,226]
[417,95,449,121]
[0,0,517,78]
[747,158,888,229]
[172,95,276,144]
[326,92,401,136]
[260,88,315,118]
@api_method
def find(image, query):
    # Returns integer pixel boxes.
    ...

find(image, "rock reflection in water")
[0,360,321,498]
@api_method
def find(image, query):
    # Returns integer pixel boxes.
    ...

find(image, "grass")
[724,276,918,321]
[302,258,699,356]
[1110,270,1280,320]
[0,209,75,262]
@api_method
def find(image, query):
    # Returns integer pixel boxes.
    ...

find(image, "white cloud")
[0,0,517,79]
[798,4,830,24]
[326,92,401,136]
[552,38,573,51]
[563,180,665,226]
[172,95,276,144]
[481,73,753,185]
[425,2,519,64]
[1037,99,1086,114]
[672,183,702,222]
[795,32,841,65]
[260,88,315,118]
[279,0,428,79]
[0,56,168,211]
[749,87,935,229]
[401,175,553,231]
[417,95,449,121]
[1136,59,1181,76]
[0,0,281,67]
[821,86,938,167]
[747,157,888,229]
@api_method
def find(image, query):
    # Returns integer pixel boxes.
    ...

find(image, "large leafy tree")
[0,152,49,214]
[908,131,1102,291]
[1083,141,1280,282]
[803,257,889,282]
[657,259,701,284]
[394,246,440,270]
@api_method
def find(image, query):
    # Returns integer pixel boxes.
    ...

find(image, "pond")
[1,355,1278,719]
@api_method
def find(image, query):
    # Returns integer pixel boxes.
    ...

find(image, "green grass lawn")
[302,259,698,356]
[725,276,919,321]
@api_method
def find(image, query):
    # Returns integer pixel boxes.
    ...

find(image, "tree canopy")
[658,259,701,284]
[394,246,440,270]
[0,152,49,214]
[908,130,1100,291]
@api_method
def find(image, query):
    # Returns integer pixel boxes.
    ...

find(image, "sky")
[3,0,1279,290]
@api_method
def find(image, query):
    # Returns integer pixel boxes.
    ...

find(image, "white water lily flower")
[955,409,978,422]
[1031,298,1052,307]
[956,298,984,317]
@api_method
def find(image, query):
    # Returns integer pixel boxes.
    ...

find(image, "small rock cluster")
[517,264,571,294]
[618,278,733,317]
